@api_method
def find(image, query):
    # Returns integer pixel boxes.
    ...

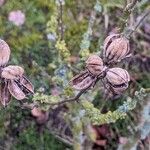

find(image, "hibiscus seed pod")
[86,55,106,76]
[1,65,24,80]
[8,80,26,100]
[106,67,130,94]
[19,76,34,94]
[0,81,11,106]
[103,34,130,63]
[70,71,95,90]
[0,39,11,66]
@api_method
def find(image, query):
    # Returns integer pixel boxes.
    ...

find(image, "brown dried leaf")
[0,81,11,106]
[0,39,11,66]
[70,71,94,90]
[31,107,43,117]
[1,65,24,80]
[8,80,26,100]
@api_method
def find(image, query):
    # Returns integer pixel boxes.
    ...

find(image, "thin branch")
[49,88,87,106]
[58,0,64,40]
[125,0,138,11]
[127,9,150,37]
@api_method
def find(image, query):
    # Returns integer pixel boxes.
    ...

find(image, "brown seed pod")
[106,68,130,94]
[0,81,11,106]
[19,76,34,94]
[103,34,130,63]
[86,55,106,76]
[70,71,96,90]
[8,80,26,100]
[0,39,11,66]
[1,65,24,80]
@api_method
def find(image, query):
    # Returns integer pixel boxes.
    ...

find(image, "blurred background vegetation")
[0,0,150,149]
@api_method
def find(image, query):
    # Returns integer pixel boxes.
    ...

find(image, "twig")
[58,0,64,40]
[127,9,150,38]
[125,0,138,11]
[49,88,87,106]
[120,0,138,32]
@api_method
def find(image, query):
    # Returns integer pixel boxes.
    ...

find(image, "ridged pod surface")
[0,39,11,66]
[106,67,130,94]
[86,55,106,76]
[1,65,24,80]
[103,34,130,63]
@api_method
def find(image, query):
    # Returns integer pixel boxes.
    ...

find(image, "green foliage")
[12,125,66,150]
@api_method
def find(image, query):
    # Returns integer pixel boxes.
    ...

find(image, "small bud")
[106,68,130,94]
[31,107,49,124]
[86,55,106,76]
[1,65,24,80]
[0,39,11,66]
[31,107,43,117]
[103,34,130,64]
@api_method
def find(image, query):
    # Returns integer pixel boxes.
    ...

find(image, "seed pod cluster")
[70,33,131,97]
[0,39,34,106]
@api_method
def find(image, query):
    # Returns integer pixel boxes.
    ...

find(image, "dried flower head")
[103,34,130,64]
[86,55,106,76]
[8,10,25,26]
[106,68,130,94]
[0,39,10,66]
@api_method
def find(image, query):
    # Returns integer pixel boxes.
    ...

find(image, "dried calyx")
[105,68,130,94]
[103,34,131,64]
[0,39,34,106]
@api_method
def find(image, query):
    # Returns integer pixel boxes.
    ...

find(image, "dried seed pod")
[70,71,96,90]
[8,80,26,100]
[1,65,24,80]
[106,68,130,94]
[19,76,34,94]
[0,39,11,66]
[103,34,130,63]
[86,55,106,76]
[0,81,11,106]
